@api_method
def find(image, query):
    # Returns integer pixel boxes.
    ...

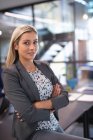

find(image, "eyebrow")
[22,39,38,41]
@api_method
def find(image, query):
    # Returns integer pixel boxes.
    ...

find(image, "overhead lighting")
[5,12,32,21]
[0,30,2,35]
[75,0,87,5]
[4,12,59,24]
[83,14,88,20]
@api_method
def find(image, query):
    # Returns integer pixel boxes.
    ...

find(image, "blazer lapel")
[34,60,51,81]
[15,61,40,100]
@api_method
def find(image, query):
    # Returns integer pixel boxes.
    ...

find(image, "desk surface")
[59,90,93,130]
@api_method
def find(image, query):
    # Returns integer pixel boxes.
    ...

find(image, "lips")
[27,52,35,55]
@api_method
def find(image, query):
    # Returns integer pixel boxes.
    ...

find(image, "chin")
[26,56,35,61]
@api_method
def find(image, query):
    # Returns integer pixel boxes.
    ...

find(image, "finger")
[56,84,61,92]
[55,87,61,95]
[56,84,61,89]
[52,84,60,97]
[53,86,56,94]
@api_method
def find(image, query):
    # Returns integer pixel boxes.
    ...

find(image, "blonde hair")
[6,24,37,68]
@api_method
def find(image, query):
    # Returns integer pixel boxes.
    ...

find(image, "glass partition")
[34,1,74,34]
[0,0,93,89]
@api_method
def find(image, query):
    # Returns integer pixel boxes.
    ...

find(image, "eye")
[33,40,38,46]
[24,41,30,45]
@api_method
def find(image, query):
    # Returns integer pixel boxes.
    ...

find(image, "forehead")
[20,31,38,41]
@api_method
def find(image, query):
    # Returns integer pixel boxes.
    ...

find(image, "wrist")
[34,100,53,109]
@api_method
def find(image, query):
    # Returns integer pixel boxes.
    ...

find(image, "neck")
[19,59,36,72]
[21,60,34,67]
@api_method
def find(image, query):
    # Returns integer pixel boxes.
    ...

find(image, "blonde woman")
[2,25,90,140]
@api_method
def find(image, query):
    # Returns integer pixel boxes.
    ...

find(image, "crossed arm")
[16,83,62,120]
[2,66,69,124]
[34,84,61,110]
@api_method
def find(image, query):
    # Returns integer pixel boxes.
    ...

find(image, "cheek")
[35,48,38,55]
[17,47,27,55]
[36,45,39,52]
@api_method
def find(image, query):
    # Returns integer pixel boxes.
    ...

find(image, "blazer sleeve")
[2,67,50,127]
[43,63,69,110]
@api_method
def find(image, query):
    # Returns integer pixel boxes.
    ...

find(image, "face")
[14,31,38,62]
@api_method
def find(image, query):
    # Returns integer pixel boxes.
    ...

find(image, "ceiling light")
[0,30,2,35]
[5,12,32,21]
[75,0,87,5]
[83,14,88,20]
[4,12,60,24]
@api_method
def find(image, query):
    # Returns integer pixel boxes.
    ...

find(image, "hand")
[52,83,61,97]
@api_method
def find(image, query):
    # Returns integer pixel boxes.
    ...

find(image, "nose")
[29,44,35,50]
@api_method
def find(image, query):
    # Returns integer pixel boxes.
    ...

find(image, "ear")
[14,43,18,50]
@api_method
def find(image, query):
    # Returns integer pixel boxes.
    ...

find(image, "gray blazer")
[2,60,69,140]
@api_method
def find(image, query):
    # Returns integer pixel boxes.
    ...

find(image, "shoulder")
[2,64,19,84]
[2,64,18,75]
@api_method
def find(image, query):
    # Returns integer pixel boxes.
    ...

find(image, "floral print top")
[29,68,60,131]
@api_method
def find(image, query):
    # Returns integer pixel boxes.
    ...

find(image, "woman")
[2,25,90,140]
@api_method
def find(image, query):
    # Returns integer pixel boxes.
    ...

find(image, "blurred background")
[0,0,93,90]
[1,1,93,140]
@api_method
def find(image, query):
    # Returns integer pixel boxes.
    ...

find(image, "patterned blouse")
[29,68,60,131]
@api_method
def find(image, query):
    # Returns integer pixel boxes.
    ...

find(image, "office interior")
[0,0,93,139]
